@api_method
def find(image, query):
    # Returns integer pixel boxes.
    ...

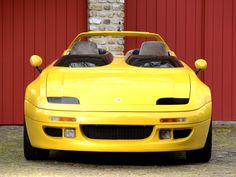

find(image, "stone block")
[104,4,111,10]
[89,4,103,11]
[89,17,102,24]
[103,19,111,24]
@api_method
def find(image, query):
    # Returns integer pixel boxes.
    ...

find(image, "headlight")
[47,97,79,104]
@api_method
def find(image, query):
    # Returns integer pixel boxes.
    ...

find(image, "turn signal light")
[160,118,186,123]
[49,116,76,122]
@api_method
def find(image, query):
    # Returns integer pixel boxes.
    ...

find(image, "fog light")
[64,128,76,138]
[159,130,171,139]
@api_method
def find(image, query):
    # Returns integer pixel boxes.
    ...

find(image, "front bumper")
[25,100,212,152]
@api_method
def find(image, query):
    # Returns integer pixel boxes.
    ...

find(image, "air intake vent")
[81,125,153,140]
[44,127,62,137]
[173,129,192,139]
[156,98,189,105]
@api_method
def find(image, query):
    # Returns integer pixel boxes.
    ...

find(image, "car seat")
[70,41,99,55]
[139,41,168,56]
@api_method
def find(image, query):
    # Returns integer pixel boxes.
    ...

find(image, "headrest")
[98,48,107,55]
[132,49,140,55]
[70,41,99,55]
[139,41,168,56]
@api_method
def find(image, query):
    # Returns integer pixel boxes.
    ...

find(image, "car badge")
[115,98,121,103]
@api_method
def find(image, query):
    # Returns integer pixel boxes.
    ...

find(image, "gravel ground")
[0,126,236,177]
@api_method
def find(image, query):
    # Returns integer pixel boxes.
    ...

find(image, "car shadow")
[49,151,187,166]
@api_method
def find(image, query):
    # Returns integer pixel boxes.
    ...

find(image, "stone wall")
[88,0,125,55]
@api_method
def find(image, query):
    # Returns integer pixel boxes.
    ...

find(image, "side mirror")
[195,59,207,74]
[30,55,43,73]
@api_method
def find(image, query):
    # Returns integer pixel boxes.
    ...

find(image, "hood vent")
[156,98,189,105]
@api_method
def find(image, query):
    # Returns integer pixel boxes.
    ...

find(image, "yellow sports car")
[24,31,212,162]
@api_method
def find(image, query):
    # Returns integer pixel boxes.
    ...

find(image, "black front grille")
[81,125,153,140]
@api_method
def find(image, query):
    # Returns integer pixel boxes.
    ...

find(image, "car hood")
[46,68,190,106]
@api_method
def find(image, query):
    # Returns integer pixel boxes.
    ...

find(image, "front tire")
[186,121,212,163]
[24,122,49,160]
